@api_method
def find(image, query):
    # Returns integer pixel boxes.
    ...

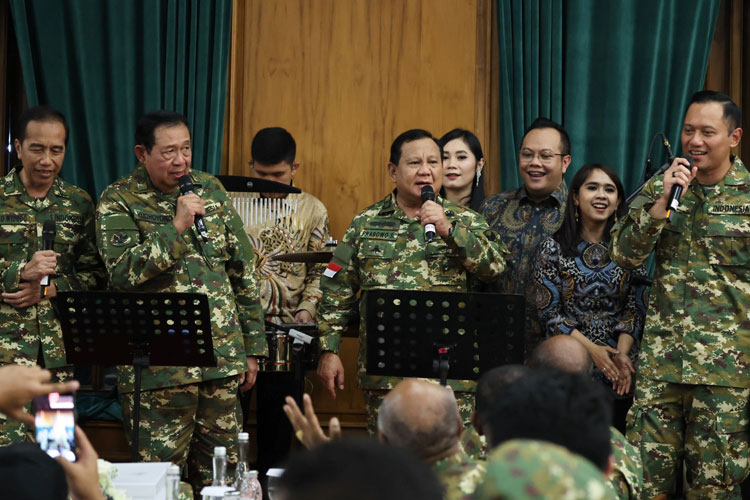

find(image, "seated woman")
[439,129,485,211]
[532,163,648,432]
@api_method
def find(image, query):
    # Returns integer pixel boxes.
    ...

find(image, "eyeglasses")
[158,144,192,161]
[519,149,566,165]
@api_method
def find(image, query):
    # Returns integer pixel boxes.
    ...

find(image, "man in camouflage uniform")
[472,439,611,500]
[96,110,266,491]
[316,129,507,432]
[611,90,749,498]
[378,378,485,500]
[481,118,571,357]
[0,106,105,446]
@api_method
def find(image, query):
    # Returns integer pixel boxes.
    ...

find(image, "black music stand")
[366,290,524,385]
[216,175,301,194]
[57,291,216,462]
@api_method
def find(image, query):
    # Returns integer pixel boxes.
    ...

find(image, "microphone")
[177,175,209,242]
[666,157,693,223]
[420,185,436,243]
[40,220,56,298]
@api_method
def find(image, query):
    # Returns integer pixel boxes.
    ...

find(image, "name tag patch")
[708,205,750,214]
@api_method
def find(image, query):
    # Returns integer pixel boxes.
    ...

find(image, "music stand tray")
[365,290,524,384]
[57,291,216,461]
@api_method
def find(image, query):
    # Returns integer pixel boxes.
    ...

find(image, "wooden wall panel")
[223,0,494,240]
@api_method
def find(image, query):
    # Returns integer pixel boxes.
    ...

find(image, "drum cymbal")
[271,250,333,263]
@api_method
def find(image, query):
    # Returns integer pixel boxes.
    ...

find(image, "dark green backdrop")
[10,0,232,200]
[497,0,720,195]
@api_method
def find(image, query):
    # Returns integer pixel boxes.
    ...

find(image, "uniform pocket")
[0,226,28,260]
[426,240,463,286]
[360,240,393,287]
[716,412,750,485]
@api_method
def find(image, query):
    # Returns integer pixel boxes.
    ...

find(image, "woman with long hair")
[532,163,648,431]
[439,129,485,211]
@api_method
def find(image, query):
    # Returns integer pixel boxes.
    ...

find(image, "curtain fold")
[10,0,232,200]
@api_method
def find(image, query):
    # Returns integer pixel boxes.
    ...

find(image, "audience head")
[484,370,612,472]
[250,127,299,192]
[554,163,624,255]
[439,128,486,211]
[682,90,742,179]
[134,110,192,193]
[472,364,528,435]
[518,117,571,202]
[377,378,462,463]
[527,335,593,374]
[388,129,444,208]
[277,438,443,500]
[13,106,69,188]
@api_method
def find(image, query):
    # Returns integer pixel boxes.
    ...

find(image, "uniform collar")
[380,189,446,218]
[720,156,749,186]
[1,167,66,201]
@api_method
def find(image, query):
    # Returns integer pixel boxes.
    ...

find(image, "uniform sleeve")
[296,202,330,319]
[95,187,190,289]
[317,221,361,355]
[443,211,508,281]
[223,199,267,357]
[612,264,649,344]
[54,198,107,292]
[610,178,667,269]
[533,239,580,336]
[0,256,25,293]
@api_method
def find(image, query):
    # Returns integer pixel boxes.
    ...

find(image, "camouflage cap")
[472,439,611,500]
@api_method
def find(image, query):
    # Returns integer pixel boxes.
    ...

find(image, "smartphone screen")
[33,392,76,462]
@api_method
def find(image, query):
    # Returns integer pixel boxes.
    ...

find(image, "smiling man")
[481,117,572,358]
[95,110,266,492]
[612,91,748,498]
[316,129,507,432]
[0,105,105,446]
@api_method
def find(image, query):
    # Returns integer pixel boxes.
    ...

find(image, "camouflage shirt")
[318,190,508,391]
[473,439,611,499]
[480,183,568,357]
[96,165,266,392]
[432,448,486,500]
[611,157,750,388]
[0,168,106,369]
[235,192,330,323]
[607,426,642,499]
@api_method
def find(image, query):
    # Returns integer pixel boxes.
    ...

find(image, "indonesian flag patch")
[323,262,342,278]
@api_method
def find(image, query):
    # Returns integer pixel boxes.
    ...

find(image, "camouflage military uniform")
[472,439,611,499]
[0,168,105,445]
[607,426,642,499]
[96,165,266,491]
[611,157,750,499]
[480,183,567,357]
[460,421,488,461]
[432,448,486,500]
[318,191,507,433]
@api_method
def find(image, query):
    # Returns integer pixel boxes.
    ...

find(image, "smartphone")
[32,392,77,462]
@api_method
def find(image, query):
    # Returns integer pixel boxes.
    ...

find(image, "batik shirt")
[0,168,105,369]
[481,183,567,356]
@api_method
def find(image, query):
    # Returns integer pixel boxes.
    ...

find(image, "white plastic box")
[112,462,170,500]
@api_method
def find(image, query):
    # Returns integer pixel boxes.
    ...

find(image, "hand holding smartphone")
[32,392,77,462]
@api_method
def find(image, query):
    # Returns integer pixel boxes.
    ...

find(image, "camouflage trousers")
[121,376,242,494]
[626,378,750,499]
[363,387,475,435]
[0,364,73,447]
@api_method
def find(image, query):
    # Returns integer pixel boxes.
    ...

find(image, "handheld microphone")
[420,185,436,243]
[666,157,693,222]
[40,220,56,298]
[177,175,209,242]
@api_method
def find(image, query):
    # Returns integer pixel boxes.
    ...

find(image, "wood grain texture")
[223,0,494,239]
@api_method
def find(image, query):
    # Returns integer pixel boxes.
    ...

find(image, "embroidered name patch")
[361,230,397,240]
[708,205,750,214]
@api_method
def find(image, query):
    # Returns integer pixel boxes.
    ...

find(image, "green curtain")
[10,0,232,200]
[563,0,719,193]
[496,0,719,195]
[497,0,564,191]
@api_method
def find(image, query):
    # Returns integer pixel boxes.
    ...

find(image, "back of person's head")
[135,110,190,152]
[0,443,67,500]
[522,117,571,156]
[278,438,443,500]
[688,90,741,131]
[484,370,612,471]
[377,379,461,462]
[251,127,296,165]
[389,129,442,165]
[527,335,593,374]
[16,105,69,145]
[475,364,528,418]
